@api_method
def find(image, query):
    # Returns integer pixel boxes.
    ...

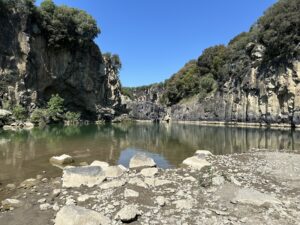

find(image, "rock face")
[0,4,123,120]
[170,60,300,126]
[55,206,111,225]
[125,45,300,127]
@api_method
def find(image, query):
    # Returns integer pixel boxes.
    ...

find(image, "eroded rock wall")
[0,6,122,120]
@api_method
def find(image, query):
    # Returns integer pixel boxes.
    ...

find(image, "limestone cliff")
[125,0,300,127]
[126,47,300,126]
[0,2,122,120]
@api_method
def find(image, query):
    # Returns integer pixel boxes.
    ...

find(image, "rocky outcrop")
[0,4,123,121]
[126,44,300,127]
[170,58,300,126]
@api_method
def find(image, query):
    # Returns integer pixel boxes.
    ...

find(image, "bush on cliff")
[37,0,100,47]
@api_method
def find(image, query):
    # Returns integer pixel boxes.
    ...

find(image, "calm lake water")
[0,123,299,186]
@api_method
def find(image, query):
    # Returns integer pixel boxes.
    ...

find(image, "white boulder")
[129,154,156,169]
[182,156,211,170]
[62,166,106,188]
[50,154,74,165]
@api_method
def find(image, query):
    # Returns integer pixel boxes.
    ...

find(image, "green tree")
[12,105,27,121]
[65,111,81,124]
[30,108,48,125]
[47,94,64,122]
[38,0,100,47]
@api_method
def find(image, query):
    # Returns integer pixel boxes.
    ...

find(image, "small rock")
[104,165,125,178]
[140,167,159,177]
[6,183,16,190]
[100,180,126,189]
[53,202,60,211]
[40,203,51,211]
[37,198,46,204]
[173,199,194,210]
[54,205,111,225]
[212,176,225,186]
[156,196,166,207]
[115,205,141,222]
[50,154,74,165]
[182,156,211,170]
[53,189,61,197]
[20,178,38,188]
[1,199,23,210]
[129,154,156,169]
[230,176,241,186]
[195,150,213,158]
[124,189,139,198]
[90,160,109,169]
[77,194,92,202]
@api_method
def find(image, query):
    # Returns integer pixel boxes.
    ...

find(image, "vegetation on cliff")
[136,0,300,106]
[0,0,100,48]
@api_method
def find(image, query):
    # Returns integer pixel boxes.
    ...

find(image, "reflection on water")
[0,123,298,184]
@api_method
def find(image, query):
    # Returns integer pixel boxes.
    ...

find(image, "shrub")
[47,94,64,122]
[65,111,81,123]
[30,108,48,124]
[12,105,27,121]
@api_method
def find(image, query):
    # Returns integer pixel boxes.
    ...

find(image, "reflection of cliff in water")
[0,123,299,184]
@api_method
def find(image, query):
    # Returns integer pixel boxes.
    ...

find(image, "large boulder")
[62,166,106,188]
[129,154,156,169]
[115,205,141,222]
[54,205,111,225]
[182,155,211,170]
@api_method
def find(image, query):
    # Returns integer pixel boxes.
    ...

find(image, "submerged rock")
[62,166,106,188]
[129,154,156,169]
[182,156,211,170]
[55,205,111,225]
[50,154,74,165]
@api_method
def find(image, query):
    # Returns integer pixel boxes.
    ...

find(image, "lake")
[0,122,299,186]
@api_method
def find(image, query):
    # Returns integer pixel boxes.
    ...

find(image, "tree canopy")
[38,0,100,47]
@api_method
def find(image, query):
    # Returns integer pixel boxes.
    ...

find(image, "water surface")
[0,123,299,186]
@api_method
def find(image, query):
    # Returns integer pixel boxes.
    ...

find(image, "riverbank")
[135,119,297,130]
[0,149,299,225]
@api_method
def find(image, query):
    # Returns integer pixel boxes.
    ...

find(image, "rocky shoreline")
[0,150,299,225]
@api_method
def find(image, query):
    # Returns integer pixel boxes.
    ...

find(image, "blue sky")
[36,0,277,87]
